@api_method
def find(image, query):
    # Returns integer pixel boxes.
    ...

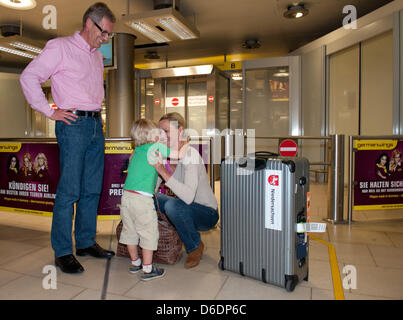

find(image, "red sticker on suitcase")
[268,175,279,186]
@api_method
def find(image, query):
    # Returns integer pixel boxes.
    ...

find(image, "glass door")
[187,78,207,136]
[243,56,301,152]
[165,78,186,120]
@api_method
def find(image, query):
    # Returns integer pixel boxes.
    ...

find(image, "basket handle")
[154,192,169,223]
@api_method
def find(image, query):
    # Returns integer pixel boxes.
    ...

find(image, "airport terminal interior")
[1,0,403,300]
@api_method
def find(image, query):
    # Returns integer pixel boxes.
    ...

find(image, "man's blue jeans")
[155,193,219,253]
[51,116,104,258]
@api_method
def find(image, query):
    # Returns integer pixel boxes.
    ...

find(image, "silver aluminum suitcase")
[219,152,309,292]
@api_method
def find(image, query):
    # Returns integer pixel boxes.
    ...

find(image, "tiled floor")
[0,182,402,300]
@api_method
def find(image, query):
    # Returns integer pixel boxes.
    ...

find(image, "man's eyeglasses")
[91,19,114,39]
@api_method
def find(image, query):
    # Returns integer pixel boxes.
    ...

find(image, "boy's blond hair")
[130,119,158,146]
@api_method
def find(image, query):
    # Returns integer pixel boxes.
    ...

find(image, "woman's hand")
[148,149,172,182]
[148,149,163,168]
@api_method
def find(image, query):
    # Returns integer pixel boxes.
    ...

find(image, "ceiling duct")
[153,0,180,11]
[122,2,199,43]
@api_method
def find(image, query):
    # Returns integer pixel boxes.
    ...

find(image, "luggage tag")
[296,222,327,233]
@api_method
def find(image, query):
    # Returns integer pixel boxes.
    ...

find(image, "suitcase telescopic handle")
[253,151,279,158]
[238,151,279,170]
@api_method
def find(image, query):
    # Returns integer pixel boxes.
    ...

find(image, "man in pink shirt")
[20,2,116,274]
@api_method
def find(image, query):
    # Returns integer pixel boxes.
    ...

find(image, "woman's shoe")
[185,241,204,269]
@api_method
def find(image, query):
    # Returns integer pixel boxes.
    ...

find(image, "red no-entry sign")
[172,97,179,106]
[279,139,298,157]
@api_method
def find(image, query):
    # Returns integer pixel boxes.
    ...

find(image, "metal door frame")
[136,66,231,132]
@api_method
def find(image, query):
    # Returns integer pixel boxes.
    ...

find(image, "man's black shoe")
[76,242,115,258]
[55,254,84,274]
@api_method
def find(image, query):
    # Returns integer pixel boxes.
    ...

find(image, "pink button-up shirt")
[20,31,104,118]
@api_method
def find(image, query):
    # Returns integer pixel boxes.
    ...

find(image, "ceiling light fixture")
[283,4,309,19]
[0,0,36,10]
[151,64,213,78]
[0,45,36,58]
[123,7,199,43]
[0,36,43,59]
[9,41,42,54]
[128,21,170,43]
[273,72,290,77]
[157,16,197,40]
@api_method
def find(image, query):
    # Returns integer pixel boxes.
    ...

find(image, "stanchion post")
[210,136,214,192]
[326,134,346,224]
[348,135,354,224]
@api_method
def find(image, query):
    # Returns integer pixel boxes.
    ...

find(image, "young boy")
[119,119,184,281]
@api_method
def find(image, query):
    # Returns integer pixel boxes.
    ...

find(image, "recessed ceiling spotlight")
[283,4,309,19]
[0,0,36,10]
[242,39,261,49]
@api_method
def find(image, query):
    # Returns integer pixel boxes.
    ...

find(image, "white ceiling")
[0,0,394,69]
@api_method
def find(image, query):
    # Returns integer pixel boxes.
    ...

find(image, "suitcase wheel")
[285,275,299,292]
[218,257,225,271]
[304,268,309,282]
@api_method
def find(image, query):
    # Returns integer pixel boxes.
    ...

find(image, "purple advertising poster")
[1,140,210,219]
[0,140,133,219]
[354,139,403,210]
[98,142,133,218]
[0,141,60,216]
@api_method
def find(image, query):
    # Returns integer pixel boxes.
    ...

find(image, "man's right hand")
[50,109,79,125]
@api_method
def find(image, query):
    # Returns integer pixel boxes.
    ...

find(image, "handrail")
[349,135,403,140]
[238,134,332,167]
[253,136,332,140]
[215,132,332,141]
[0,137,134,142]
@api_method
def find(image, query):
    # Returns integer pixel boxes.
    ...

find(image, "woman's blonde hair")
[391,149,402,159]
[159,112,191,140]
[130,119,158,146]
[34,153,48,171]
[159,112,186,129]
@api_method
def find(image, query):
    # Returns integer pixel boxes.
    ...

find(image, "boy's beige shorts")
[119,190,159,251]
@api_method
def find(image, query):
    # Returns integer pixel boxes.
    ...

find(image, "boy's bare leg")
[142,248,153,266]
[127,244,139,262]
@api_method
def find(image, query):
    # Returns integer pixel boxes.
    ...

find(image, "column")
[107,33,136,137]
